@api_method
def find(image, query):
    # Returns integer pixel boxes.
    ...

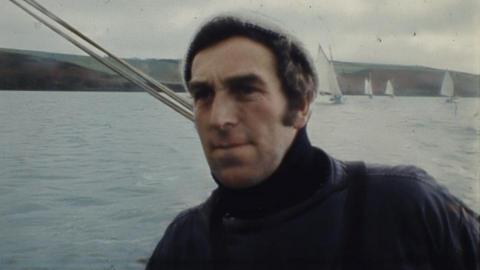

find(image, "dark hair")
[183,15,318,114]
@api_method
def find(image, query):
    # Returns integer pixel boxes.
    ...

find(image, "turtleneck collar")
[213,127,328,219]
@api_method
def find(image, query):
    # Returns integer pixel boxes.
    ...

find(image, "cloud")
[1,0,478,73]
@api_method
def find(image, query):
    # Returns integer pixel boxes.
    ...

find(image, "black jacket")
[147,130,480,270]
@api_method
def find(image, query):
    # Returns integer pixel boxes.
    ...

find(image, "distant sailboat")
[315,45,344,104]
[364,78,373,98]
[440,71,456,102]
[385,80,395,97]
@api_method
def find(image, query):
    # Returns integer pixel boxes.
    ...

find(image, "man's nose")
[209,91,238,130]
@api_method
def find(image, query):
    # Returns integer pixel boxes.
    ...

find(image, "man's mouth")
[212,142,248,149]
[210,140,250,150]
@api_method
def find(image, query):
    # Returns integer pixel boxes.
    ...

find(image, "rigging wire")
[23,0,193,112]
[10,0,194,122]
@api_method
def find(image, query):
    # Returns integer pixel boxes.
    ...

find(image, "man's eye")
[191,87,213,102]
[235,84,258,97]
[241,86,255,94]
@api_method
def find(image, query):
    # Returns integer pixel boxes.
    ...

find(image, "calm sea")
[1,91,478,269]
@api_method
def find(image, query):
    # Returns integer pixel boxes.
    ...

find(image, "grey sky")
[1,0,479,74]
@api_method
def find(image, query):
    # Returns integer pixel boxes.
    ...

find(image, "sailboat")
[385,80,394,97]
[364,78,373,98]
[440,71,456,103]
[315,45,344,104]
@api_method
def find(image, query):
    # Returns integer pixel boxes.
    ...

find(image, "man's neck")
[214,128,328,219]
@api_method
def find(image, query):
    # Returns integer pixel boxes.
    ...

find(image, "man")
[147,15,479,269]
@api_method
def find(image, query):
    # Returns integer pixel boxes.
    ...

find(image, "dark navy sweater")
[147,129,480,270]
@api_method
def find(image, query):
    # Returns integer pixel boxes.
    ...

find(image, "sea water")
[0,91,478,269]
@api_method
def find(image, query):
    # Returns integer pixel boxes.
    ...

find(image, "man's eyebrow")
[188,73,265,91]
[188,80,211,91]
[224,74,265,88]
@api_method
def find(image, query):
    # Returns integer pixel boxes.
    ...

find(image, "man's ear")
[292,98,311,129]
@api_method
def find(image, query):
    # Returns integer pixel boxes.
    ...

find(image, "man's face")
[189,36,306,189]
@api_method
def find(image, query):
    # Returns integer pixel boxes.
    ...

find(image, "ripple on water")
[104,185,157,197]
[56,196,111,207]
[108,208,153,221]
[0,187,13,196]
[2,202,50,215]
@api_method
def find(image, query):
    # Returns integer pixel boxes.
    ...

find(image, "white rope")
[10,0,194,121]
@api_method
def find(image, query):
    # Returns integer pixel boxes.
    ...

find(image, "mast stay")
[10,0,194,121]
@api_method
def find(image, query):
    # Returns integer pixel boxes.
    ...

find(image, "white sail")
[364,78,373,96]
[440,71,454,97]
[328,61,342,96]
[315,45,343,100]
[315,45,331,95]
[385,80,394,96]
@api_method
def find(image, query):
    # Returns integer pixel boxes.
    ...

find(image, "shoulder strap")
[341,161,368,269]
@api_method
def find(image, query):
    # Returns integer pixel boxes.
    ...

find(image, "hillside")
[334,61,480,97]
[0,48,183,92]
[0,48,478,96]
